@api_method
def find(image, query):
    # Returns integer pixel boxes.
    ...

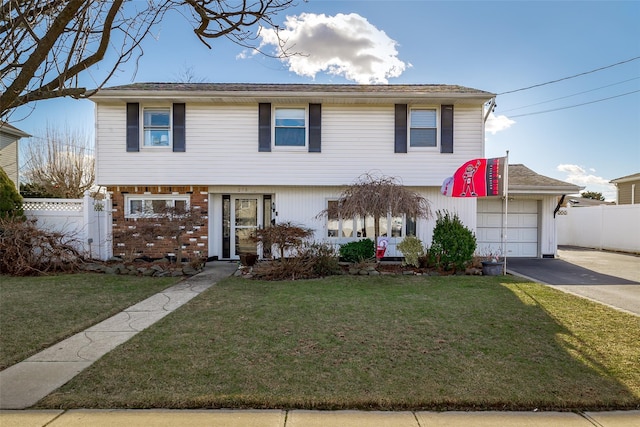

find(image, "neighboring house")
[0,121,30,188]
[91,83,578,261]
[610,173,640,205]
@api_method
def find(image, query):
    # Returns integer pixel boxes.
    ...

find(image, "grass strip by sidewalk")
[39,275,640,411]
[0,273,181,369]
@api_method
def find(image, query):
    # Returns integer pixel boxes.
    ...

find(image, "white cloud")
[485,112,515,135]
[257,13,407,84]
[557,164,616,201]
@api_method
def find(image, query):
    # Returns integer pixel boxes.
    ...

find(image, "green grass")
[38,275,640,410]
[0,273,181,369]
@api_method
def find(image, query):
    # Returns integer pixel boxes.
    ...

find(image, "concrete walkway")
[0,261,239,410]
[1,408,639,426]
[2,257,639,425]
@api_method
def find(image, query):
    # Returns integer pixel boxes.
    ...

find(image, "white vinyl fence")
[557,204,640,254]
[23,193,113,260]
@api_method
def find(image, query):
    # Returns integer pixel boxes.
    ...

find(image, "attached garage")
[477,198,539,257]
[476,165,582,258]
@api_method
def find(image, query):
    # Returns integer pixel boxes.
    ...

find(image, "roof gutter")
[89,89,496,103]
[553,195,566,218]
[484,97,496,122]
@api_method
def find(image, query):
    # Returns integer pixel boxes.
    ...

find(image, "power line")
[500,77,640,113]
[508,89,640,118]
[497,56,640,95]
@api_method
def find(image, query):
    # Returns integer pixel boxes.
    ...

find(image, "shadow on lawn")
[36,276,640,410]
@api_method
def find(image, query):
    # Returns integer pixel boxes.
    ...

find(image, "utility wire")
[508,89,640,118]
[497,56,640,95]
[500,77,640,113]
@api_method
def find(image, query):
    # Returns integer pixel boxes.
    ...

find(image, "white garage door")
[477,199,539,258]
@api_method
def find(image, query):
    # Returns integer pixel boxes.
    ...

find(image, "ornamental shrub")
[304,242,342,276]
[0,167,24,219]
[430,210,476,272]
[396,235,424,267]
[339,238,375,263]
[251,242,341,280]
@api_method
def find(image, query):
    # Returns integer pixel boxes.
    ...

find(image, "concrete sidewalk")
[2,257,639,425]
[0,261,239,410]
[1,409,639,426]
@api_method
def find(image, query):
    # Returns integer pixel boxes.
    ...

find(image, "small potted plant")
[239,252,258,267]
[480,247,504,276]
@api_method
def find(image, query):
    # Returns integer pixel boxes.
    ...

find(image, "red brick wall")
[109,186,209,261]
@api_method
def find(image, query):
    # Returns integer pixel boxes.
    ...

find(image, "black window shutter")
[173,103,186,152]
[441,105,454,153]
[308,103,321,152]
[126,103,139,152]
[394,104,407,153]
[258,103,271,152]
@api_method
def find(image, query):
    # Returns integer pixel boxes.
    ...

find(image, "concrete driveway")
[507,246,640,316]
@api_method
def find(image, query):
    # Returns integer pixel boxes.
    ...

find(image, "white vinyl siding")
[0,134,19,187]
[206,186,476,259]
[95,103,484,187]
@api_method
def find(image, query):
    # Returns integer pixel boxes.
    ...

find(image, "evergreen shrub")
[339,238,375,263]
[430,210,476,272]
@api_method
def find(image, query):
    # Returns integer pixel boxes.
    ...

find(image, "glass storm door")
[231,196,262,258]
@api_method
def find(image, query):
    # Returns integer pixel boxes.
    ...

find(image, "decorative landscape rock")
[80,260,204,277]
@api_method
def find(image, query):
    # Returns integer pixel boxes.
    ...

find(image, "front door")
[231,196,263,258]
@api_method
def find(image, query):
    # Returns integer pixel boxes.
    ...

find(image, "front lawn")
[0,273,181,369]
[38,275,640,410]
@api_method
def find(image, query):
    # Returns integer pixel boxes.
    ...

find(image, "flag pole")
[503,151,509,275]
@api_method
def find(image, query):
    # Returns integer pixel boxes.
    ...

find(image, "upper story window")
[275,107,306,147]
[143,108,171,147]
[125,195,189,218]
[410,108,437,148]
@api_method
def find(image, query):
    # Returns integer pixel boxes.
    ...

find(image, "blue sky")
[10,0,640,200]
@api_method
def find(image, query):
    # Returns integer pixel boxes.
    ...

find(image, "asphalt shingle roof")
[508,164,582,193]
[99,82,494,96]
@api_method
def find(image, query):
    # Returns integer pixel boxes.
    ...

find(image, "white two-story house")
[91,83,578,261]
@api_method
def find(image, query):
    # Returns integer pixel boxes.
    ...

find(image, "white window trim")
[141,106,172,150]
[124,194,190,218]
[408,106,439,151]
[325,199,411,239]
[272,105,308,151]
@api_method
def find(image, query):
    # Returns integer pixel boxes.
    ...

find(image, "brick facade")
[109,186,209,261]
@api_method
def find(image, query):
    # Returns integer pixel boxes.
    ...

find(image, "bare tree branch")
[1,0,297,118]
[22,123,95,198]
[317,172,433,241]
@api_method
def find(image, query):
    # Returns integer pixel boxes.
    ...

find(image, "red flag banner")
[441,157,506,198]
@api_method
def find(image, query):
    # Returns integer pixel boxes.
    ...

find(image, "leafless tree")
[252,221,314,260]
[1,0,296,118]
[317,172,433,242]
[174,64,206,83]
[22,124,95,198]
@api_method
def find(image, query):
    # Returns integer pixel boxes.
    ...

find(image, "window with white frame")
[410,108,437,147]
[143,107,171,147]
[274,107,306,147]
[326,200,416,238]
[125,195,189,218]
